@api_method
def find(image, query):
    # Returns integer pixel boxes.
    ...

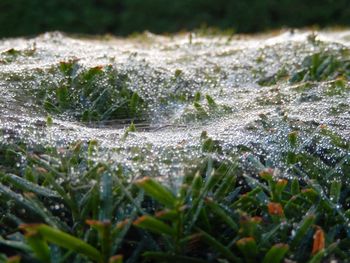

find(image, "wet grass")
[40,61,147,123]
[0,124,349,262]
[1,32,350,262]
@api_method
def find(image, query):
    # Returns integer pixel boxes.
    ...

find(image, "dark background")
[1,0,349,38]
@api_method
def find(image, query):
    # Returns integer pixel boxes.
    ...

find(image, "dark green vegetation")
[0,122,349,262]
[1,0,350,37]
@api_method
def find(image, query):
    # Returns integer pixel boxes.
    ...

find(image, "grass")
[40,61,146,123]
[1,35,350,262]
[0,124,349,262]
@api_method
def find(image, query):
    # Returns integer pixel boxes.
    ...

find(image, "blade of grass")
[198,229,242,262]
[2,173,59,198]
[262,244,289,263]
[133,215,176,236]
[135,177,176,208]
[21,224,102,262]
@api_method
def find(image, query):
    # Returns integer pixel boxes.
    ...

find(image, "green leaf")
[205,198,238,232]
[308,249,325,263]
[56,86,69,109]
[236,237,258,263]
[193,102,207,116]
[194,91,201,103]
[291,214,316,248]
[291,179,300,195]
[86,220,112,262]
[205,94,217,109]
[135,177,176,208]
[191,171,203,200]
[262,243,289,263]
[3,173,59,198]
[0,184,63,228]
[288,131,298,147]
[198,229,242,262]
[21,224,102,262]
[133,215,175,236]
[23,229,51,263]
[214,170,237,200]
[99,172,113,220]
[129,92,140,117]
[329,181,342,204]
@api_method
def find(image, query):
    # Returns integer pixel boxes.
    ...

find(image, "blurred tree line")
[0,0,349,37]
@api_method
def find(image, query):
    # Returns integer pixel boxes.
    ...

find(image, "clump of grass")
[258,67,289,86]
[179,92,232,122]
[290,51,350,83]
[39,61,147,123]
[0,46,36,64]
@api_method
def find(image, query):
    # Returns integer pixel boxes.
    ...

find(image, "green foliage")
[1,0,350,38]
[40,62,146,123]
[290,52,350,83]
[0,135,349,262]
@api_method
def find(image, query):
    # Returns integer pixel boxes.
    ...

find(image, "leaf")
[99,172,113,220]
[20,224,102,262]
[205,94,217,109]
[291,179,300,195]
[329,181,341,204]
[0,184,63,228]
[198,229,242,262]
[205,198,238,232]
[291,214,316,248]
[262,243,289,263]
[191,171,203,200]
[133,215,175,236]
[308,250,325,263]
[86,220,112,262]
[129,92,140,117]
[288,131,298,147]
[194,91,201,103]
[135,177,176,208]
[3,173,59,198]
[236,237,257,263]
[22,228,51,263]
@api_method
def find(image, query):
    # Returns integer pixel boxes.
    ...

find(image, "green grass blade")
[133,215,176,236]
[99,171,113,221]
[291,214,316,248]
[198,229,242,262]
[205,198,238,232]
[24,231,51,263]
[135,177,176,208]
[329,181,341,204]
[22,224,102,262]
[2,173,59,198]
[236,237,258,263]
[262,243,289,263]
